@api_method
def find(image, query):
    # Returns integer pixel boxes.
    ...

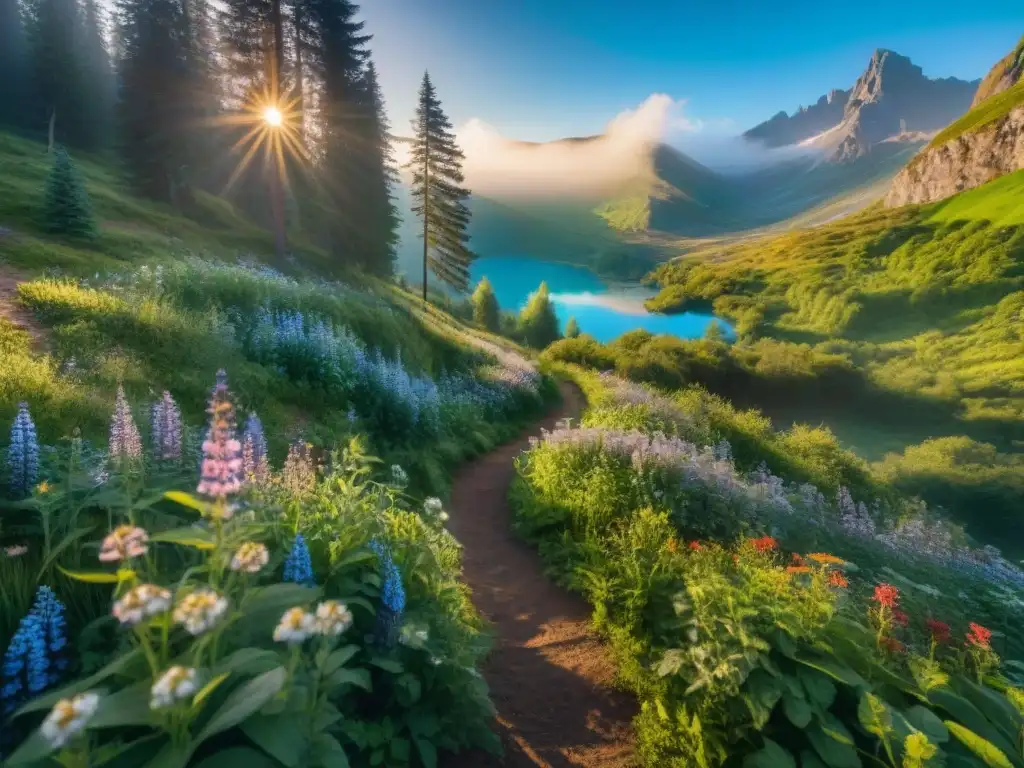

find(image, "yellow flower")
[36,481,51,494]
[806,553,845,565]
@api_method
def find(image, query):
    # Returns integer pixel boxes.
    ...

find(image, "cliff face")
[883,106,1024,207]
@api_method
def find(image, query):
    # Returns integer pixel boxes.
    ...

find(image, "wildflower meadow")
[511,364,1024,767]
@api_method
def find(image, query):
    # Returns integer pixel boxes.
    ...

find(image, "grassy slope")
[0,131,546,494]
[929,168,1024,226]
[928,78,1024,148]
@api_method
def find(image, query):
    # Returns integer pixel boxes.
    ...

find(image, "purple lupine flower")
[6,402,39,498]
[242,412,269,483]
[109,385,143,467]
[196,369,243,499]
[150,391,182,461]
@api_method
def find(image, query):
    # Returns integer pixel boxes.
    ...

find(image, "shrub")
[565,316,580,339]
[470,277,500,332]
[518,281,561,349]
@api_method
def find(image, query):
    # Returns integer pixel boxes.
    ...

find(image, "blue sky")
[359,0,1024,142]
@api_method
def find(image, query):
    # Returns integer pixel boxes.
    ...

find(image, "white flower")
[112,584,172,626]
[40,692,99,749]
[150,666,198,710]
[423,497,443,516]
[99,525,149,562]
[314,600,353,637]
[438,511,449,523]
[430,656,442,666]
[230,542,269,573]
[399,624,429,647]
[273,607,316,644]
[173,589,228,635]
[4,544,28,558]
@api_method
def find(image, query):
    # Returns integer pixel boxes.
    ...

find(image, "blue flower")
[0,585,68,714]
[6,402,39,498]
[369,539,406,614]
[283,534,314,586]
[150,391,183,461]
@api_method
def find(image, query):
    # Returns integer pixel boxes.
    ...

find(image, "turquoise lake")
[468,256,733,344]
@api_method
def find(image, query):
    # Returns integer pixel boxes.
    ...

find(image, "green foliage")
[518,282,561,349]
[510,377,1024,768]
[43,148,96,241]
[470,277,500,332]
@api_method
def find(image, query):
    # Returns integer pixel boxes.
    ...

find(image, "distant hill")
[744,49,979,162]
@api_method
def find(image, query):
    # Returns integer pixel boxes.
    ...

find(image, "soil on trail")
[444,383,637,768]
[0,264,47,352]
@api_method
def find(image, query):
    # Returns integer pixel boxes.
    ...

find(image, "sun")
[263,106,283,127]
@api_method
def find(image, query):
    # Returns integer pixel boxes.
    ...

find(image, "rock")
[883,106,1024,207]
[971,36,1024,107]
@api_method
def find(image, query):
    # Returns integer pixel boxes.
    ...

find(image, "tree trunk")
[422,134,429,302]
[47,108,56,153]
[271,0,285,100]
[292,6,305,146]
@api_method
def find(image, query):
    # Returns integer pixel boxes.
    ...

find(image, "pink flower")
[99,525,149,562]
[196,370,244,499]
[872,583,900,608]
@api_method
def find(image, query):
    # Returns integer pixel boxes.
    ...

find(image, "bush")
[470,277,500,332]
[518,281,561,349]
[565,316,580,339]
[43,148,96,241]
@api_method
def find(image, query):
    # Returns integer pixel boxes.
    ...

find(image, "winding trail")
[444,383,636,768]
[0,264,47,352]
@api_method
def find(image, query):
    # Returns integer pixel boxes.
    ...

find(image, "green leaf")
[163,490,211,514]
[414,737,438,768]
[389,737,410,761]
[798,667,837,710]
[903,705,949,744]
[149,527,216,550]
[36,525,94,580]
[743,738,796,768]
[197,666,287,743]
[744,669,784,729]
[928,690,1020,757]
[783,689,813,728]
[313,733,351,768]
[241,713,308,767]
[796,654,866,688]
[772,629,798,658]
[857,692,895,742]
[800,751,828,768]
[807,725,862,768]
[191,747,283,768]
[14,648,145,716]
[945,721,1014,768]
[819,713,856,746]
[191,672,230,710]
[322,645,359,677]
[4,729,55,765]
[957,679,1023,743]
[369,657,403,674]
[57,565,135,584]
[328,667,372,691]
[90,681,157,728]
[213,648,279,677]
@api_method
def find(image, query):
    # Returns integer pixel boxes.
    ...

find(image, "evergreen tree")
[518,281,561,349]
[351,60,399,275]
[44,147,96,240]
[78,0,116,148]
[406,72,474,299]
[565,316,581,338]
[116,0,201,204]
[471,277,500,331]
[0,0,30,133]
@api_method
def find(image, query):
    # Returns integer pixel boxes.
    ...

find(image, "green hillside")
[928,78,1024,148]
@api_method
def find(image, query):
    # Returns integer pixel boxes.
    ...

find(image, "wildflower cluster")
[40,692,99,749]
[422,497,449,526]
[150,666,197,710]
[281,441,315,495]
[282,534,314,585]
[112,584,172,626]
[172,588,228,635]
[6,402,40,498]
[272,600,353,645]
[99,525,149,562]
[109,385,143,466]
[1,586,69,714]
[196,370,243,500]
[241,413,269,483]
[150,391,183,461]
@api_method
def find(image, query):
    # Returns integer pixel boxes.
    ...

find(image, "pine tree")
[78,0,115,149]
[406,72,474,299]
[471,277,500,331]
[518,281,561,349]
[565,316,581,338]
[352,60,399,275]
[44,147,96,239]
[0,0,30,133]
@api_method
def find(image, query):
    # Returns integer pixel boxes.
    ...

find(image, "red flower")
[751,536,778,553]
[892,610,909,627]
[828,571,849,588]
[688,540,703,551]
[966,622,992,649]
[872,583,900,608]
[925,618,950,644]
[881,636,906,653]
[791,553,805,565]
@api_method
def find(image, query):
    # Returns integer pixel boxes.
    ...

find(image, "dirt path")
[444,383,636,768]
[0,264,47,352]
